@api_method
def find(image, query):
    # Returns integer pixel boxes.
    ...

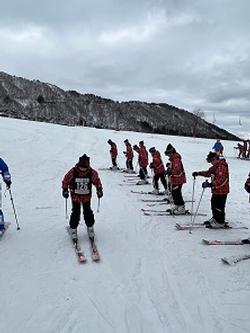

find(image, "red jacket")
[199,159,229,195]
[138,146,148,168]
[151,151,165,174]
[169,152,186,186]
[126,143,134,160]
[62,166,102,203]
[110,143,118,159]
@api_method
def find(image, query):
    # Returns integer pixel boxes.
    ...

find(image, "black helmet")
[78,154,90,167]
[206,151,218,163]
[165,143,175,155]
[133,145,139,150]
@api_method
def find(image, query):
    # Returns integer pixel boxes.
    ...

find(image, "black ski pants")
[69,200,95,229]
[153,172,168,190]
[172,185,184,206]
[126,158,133,170]
[139,167,147,180]
[211,194,227,224]
[112,157,117,167]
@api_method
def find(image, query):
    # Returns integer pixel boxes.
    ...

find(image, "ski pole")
[8,189,20,230]
[97,198,101,213]
[189,187,205,234]
[190,177,196,224]
[65,198,69,220]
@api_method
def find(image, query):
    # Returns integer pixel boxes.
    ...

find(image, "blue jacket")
[0,158,11,183]
[213,142,223,152]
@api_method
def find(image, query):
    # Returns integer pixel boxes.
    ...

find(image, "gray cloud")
[0,0,250,137]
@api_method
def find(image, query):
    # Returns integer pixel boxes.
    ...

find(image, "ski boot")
[87,226,95,241]
[69,227,78,243]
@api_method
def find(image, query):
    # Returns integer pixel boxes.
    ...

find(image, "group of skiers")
[0,141,249,239]
[235,140,250,159]
[106,139,250,229]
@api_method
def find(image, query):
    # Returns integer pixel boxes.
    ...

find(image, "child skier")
[192,152,229,228]
[133,144,148,185]
[107,139,118,169]
[138,141,148,177]
[212,139,224,156]
[124,139,134,172]
[164,144,186,214]
[149,147,168,194]
[62,154,103,242]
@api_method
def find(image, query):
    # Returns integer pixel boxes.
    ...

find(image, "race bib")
[74,177,90,195]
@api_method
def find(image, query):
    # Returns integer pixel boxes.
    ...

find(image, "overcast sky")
[0,0,249,137]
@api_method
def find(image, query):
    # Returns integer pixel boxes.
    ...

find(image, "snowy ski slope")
[0,117,250,333]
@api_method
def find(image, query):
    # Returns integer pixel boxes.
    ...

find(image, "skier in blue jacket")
[0,158,12,188]
[0,158,12,232]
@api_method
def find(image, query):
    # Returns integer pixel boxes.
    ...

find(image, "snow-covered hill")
[0,117,249,333]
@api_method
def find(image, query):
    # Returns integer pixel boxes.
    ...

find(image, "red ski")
[66,226,87,263]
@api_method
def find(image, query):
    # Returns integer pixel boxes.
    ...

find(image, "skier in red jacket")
[149,147,168,194]
[62,154,103,242]
[192,152,229,228]
[133,144,149,185]
[107,139,118,169]
[124,139,134,172]
[165,144,187,214]
[139,141,148,174]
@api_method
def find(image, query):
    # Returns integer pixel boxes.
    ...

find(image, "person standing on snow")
[138,141,148,177]
[148,147,168,194]
[62,154,103,242]
[123,139,134,172]
[192,152,229,229]
[164,144,186,214]
[212,139,224,156]
[240,173,250,244]
[0,158,12,189]
[0,158,12,231]
[107,139,118,169]
[133,144,149,185]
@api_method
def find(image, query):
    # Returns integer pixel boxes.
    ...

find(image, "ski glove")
[62,189,69,199]
[202,180,211,188]
[97,189,103,198]
[149,162,154,169]
[4,179,11,189]
[192,172,199,178]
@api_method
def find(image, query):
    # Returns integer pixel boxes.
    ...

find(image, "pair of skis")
[175,222,248,231]
[131,190,167,196]
[142,208,207,217]
[66,227,100,263]
[120,182,150,186]
[202,238,250,265]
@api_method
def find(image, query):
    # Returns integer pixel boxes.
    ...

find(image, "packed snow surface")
[0,117,250,333]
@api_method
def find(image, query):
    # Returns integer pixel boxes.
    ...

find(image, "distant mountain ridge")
[0,71,240,140]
